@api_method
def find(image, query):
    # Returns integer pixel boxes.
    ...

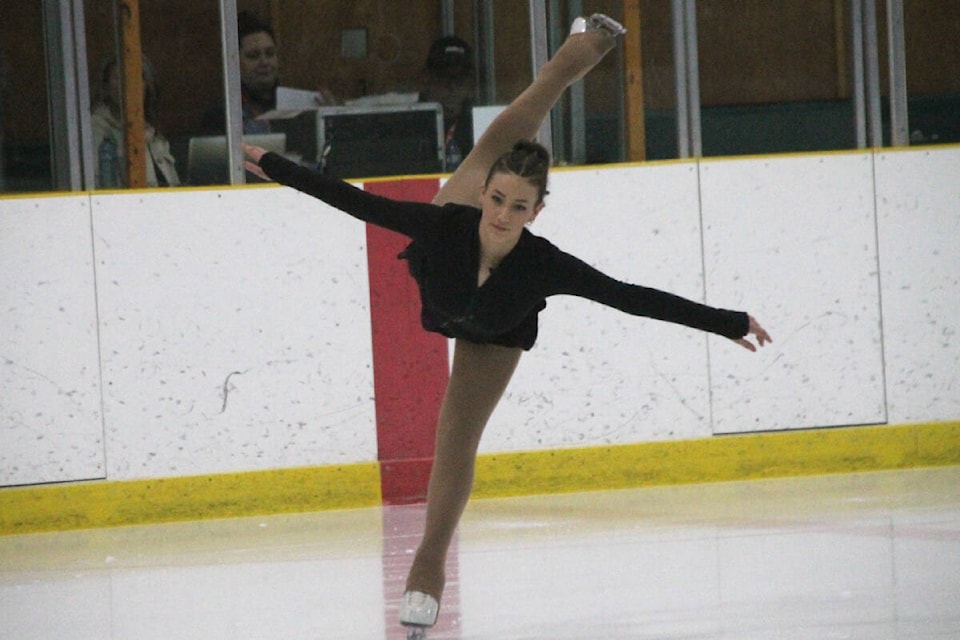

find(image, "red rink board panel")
[363,178,449,504]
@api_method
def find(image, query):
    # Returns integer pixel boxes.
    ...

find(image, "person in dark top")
[203,12,279,134]
[245,14,770,633]
[202,12,338,135]
[420,35,476,170]
[248,143,753,350]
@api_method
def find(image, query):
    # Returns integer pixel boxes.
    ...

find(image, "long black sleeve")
[259,152,443,238]
[548,247,749,339]
[260,151,749,345]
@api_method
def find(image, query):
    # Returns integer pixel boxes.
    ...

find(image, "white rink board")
[482,164,714,451]
[875,148,960,423]
[0,196,105,486]
[700,153,886,433]
[4,147,960,489]
[93,187,377,480]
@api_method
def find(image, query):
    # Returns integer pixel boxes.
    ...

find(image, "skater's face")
[479,171,544,245]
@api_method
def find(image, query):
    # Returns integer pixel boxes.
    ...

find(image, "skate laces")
[407,591,432,606]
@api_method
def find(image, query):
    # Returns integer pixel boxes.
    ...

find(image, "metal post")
[547,0,566,163]
[862,0,883,147]
[849,0,867,148]
[71,0,95,190]
[886,0,909,146]
[528,0,553,156]
[219,0,244,184]
[441,0,455,36]
[566,0,586,165]
[547,0,568,164]
[671,0,690,158]
[473,0,497,105]
[43,0,83,190]
[684,0,702,157]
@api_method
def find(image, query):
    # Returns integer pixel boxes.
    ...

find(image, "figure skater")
[243,14,771,635]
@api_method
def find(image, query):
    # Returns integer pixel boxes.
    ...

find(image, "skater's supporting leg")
[404,341,522,601]
[402,17,625,627]
[432,27,618,209]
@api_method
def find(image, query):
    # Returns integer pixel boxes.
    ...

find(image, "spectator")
[91,55,180,188]
[420,36,476,170]
[203,12,338,135]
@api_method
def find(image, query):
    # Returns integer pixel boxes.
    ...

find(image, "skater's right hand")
[242,143,270,181]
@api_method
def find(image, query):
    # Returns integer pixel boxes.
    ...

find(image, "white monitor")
[187,133,286,185]
[472,105,507,145]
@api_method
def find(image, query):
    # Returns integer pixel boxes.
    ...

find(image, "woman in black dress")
[245,14,771,632]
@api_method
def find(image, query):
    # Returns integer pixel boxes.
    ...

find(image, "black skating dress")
[259,153,749,351]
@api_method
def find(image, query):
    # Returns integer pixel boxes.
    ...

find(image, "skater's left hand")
[733,315,771,352]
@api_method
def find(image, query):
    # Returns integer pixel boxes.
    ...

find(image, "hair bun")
[484,139,551,204]
[512,140,550,163]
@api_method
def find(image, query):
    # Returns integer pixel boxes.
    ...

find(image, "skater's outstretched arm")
[546,247,772,349]
[243,143,443,238]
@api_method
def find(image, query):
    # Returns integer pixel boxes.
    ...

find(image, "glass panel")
[449,0,627,168]
[85,1,125,189]
[903,1,960,146]
[84,0,225,188]
[0,3,52,193]
[241,1,450,179]
[695,0,858,157]
[8,1,952,193]
[637,0,679,160]
[578,0,627,165]
[144,0,227,186]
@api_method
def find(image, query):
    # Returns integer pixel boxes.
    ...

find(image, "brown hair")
[484,140,551,204]
[97,55,159,124]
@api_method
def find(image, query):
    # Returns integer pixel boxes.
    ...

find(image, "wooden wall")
[0,4,48,145]
[697,0,844,105]
[903,0,960,95]
[267,1,440,102]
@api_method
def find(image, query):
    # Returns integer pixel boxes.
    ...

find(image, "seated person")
[419,36,477,169]
[203,12,337,135]
[91,55,180,188]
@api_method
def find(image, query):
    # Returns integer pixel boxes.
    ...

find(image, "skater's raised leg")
[432,15,623,210]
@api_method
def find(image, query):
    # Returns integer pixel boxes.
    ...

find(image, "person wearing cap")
[420,36,476,170]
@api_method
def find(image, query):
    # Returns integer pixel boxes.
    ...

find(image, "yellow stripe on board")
[2,422,958,536]
[472,422,960,499]
[1,463,381,536]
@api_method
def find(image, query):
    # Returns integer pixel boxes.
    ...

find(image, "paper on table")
[276,86,321,110]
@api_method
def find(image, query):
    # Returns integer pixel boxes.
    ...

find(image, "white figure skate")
[400,590,439,639]
[569,13,628,37]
